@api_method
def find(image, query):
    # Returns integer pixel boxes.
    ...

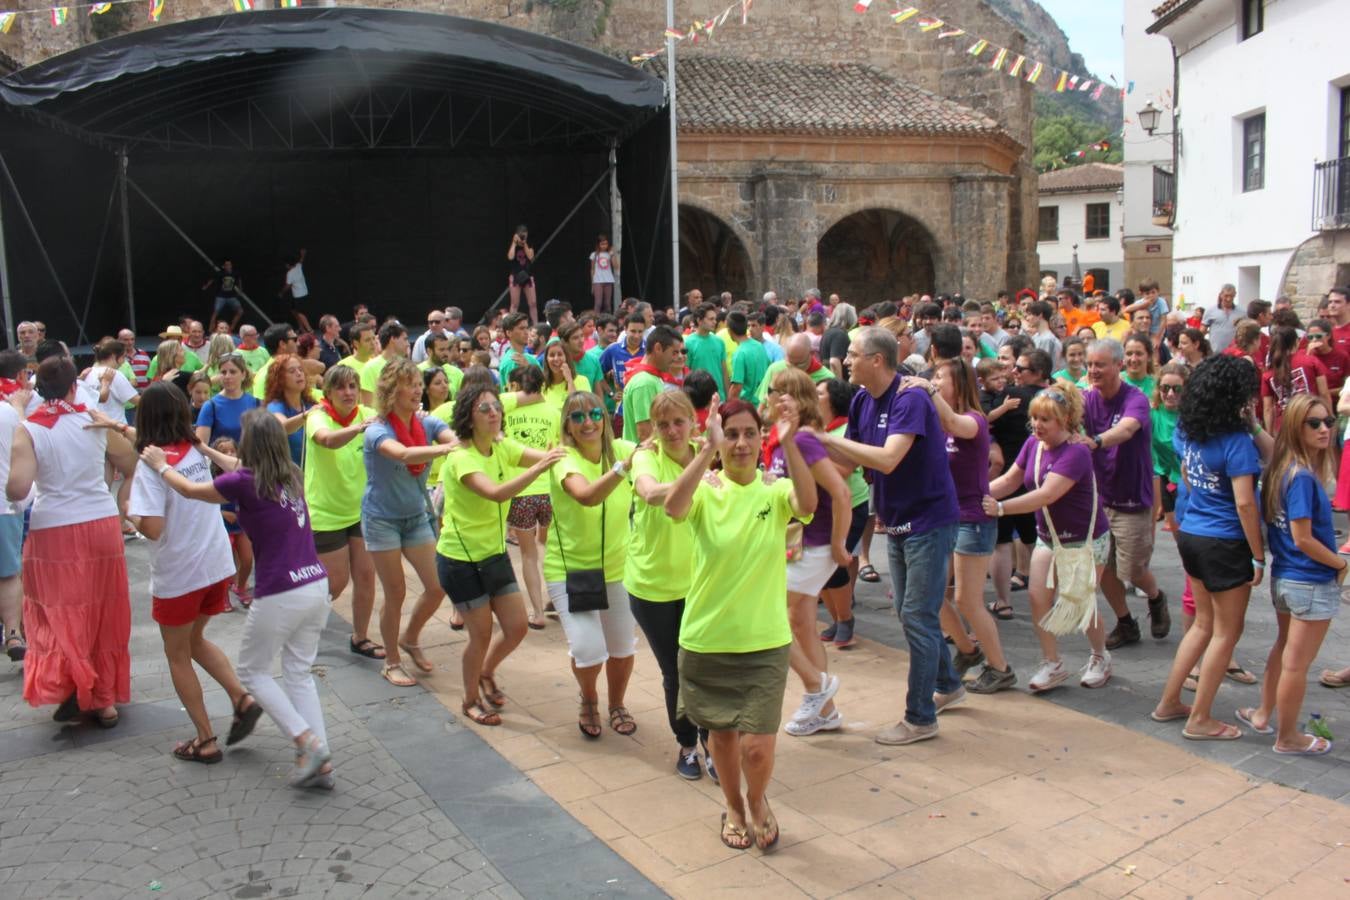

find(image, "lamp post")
[1137,101,1164,137]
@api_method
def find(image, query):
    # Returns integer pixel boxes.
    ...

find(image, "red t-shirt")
[1311,346,1350,394]
[1333,321,1350,358]
[1222,344,1263,375]
[1260,351,1329,426]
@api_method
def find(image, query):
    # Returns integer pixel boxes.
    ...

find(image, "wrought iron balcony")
[1313,156,1350,230]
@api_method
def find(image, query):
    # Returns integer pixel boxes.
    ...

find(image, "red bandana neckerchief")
[26,399,87,429]
[624,356,683,387]
[826,415,848,433]
[388,411,428,477]
[320,398,359,428]
[0,378,22,399]
[158,441,194,468]
[806,356,824,374]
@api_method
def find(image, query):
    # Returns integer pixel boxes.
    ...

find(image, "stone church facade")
[1,0,1040,303]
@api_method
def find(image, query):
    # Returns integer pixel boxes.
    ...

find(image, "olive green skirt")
[677,644,791,735]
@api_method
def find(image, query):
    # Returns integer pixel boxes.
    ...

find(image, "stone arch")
[817,208,939,305]
[679,203,755,300]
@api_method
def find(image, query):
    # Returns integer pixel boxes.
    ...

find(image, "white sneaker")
[933,686,967,715]
[785,709,843,736]
[1029,658,1069,693]
[790,672,840,722]
[1080,651,1112,688]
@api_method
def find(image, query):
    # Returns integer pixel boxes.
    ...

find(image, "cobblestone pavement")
[0,542,661,899]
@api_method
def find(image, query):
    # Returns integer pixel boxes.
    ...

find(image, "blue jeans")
[887,522,960,727]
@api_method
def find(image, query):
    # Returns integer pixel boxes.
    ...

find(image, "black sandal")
[4,631,25,662]
[608,706,637,736]
[348,637,386,659]
[990,601,1014,621]
[173,735,222,764]
[1010,573,1029,592]
[226,694,263,746]
[578,697,602,739]
[858,564,881,583]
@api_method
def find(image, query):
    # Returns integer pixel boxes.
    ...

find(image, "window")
[1243,113,1265,192]
[1340,86,1350,159]
[1087,268,1110,292]
[1241,0,1263,40]
[1085,202,1111,239]
[1038,206,1059,242]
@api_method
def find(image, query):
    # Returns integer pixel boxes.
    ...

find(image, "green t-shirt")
[576,353,604,397]
[620,370,665,443]
[584,346,616,414]
[1151,406,1181,485]
[498,349,541,389]
[502,393,560,497]
[360,354,397,396]
[237,345,270,374]
[146,350,203,379]
[1051,368,1089,389]
[624,445,695,602]
[304,404,375,532]
[418,361,465,403]
[677,474,798,654]
[684,332,727,396]
[830,422,869,509]
[544,440,635,583]
[764,359,831,389]
[731,339,770,407]
[335,354,372,375]
[437,437,526,563]
[1123,372,1156,398]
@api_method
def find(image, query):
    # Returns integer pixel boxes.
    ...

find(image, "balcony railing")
[1313,156,1350,230]
[1152,166,1175,227]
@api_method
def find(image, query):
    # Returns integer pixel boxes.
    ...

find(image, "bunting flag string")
[0,0,308,29]
[147,0,162,21]
[49,6,66,24]
[1039,134,1119,171]
[0,9,11,30]
[90,1,109,11]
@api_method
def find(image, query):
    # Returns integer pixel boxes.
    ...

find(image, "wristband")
[611,460,628,477]
[1251,558,1265,570]
[156,464,171,476]
[996,501,1004,518]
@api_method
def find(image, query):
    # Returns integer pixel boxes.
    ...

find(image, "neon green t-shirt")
[237,345,270,374]
[829,422,869,510]
[731,339,770,407]
[764,359,831,388]
[250,359,271,400]
[684,332,727,396]
[584,346,615,414]
[544,440,635,583]
[360,354,396,396]
[502,393,560,497]
[623,445,694,602]
[437,437,525,563]
[146,351,203,380]
[304,403,376,532]
[677,474,798,654]
[418,361,464,403]
[620,370,665,443]
[542,374,590,408]
[425,402,456,486]
[335,354,372,375]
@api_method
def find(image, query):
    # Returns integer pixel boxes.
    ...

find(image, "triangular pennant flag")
[1008,55,1026,77]
[1078,79,1094,92]
[232,0,255,10]
[0,11,14,32]
[715,6,732,29]
[990,48,1008,71]
[917,17,943,31]
[279,0,299,7]
[967,39,989,56]
[938,28,966,39]
[853,0,873,13]
[148,0,163,20]
[1055,71,1069,92]
[891,7,918,23]
[741,0,752,26]
[1025,61,1044,84]
[90,2,111,13]
[1093,84,1106,101]
[49,6,68,25]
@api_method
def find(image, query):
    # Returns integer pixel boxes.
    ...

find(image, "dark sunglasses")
[1305,416,1337,430]
[568,408,606,425]
[1160,384,1183,394]
[1307,332,1327,340]
[1006,322,1021,330]
[475,401,503,414]
[1014,364,1033,373]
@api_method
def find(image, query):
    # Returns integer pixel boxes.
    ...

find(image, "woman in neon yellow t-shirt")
[545,390,637,740]
[305,365,380,658]
[625,390,709,781]
[413,382,564,726]
[502,364,558,630]
[541,340,591,407]
[664,398,816,852]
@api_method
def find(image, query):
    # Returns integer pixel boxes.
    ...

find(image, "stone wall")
[1280,230,1350,319]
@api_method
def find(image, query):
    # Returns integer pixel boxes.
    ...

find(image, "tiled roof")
[1038,162,1123,194]
[649,56,1004,138]
[1151,0,1184,16]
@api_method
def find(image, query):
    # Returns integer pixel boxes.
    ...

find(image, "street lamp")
[1138,100,1163,136]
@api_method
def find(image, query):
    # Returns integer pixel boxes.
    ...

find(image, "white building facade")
[1122,0,1177,297]
[1037,164,1125,293]
[1149,0,1350,316]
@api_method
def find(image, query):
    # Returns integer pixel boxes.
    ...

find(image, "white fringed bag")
[1035,442,1102,636]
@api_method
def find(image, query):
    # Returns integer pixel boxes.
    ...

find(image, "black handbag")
[559,501,608,612]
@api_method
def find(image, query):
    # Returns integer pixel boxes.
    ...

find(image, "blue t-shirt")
[362,414,450,520]
[1174,429,1262,540]
[1269,469,1338,584]
[196,393,260,445]
[599,340,644,388]
[266,399,309,466]
[762,338,785,363]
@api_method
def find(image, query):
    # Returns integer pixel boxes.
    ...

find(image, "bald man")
[764,332,832,386]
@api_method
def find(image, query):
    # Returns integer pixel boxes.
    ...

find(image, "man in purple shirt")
[819,327,961,746]
[1081,338,1169,649]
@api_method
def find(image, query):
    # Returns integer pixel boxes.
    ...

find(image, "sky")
[1033,0,1124,85]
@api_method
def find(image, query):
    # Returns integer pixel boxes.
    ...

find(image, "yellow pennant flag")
[1055,71,1068,92]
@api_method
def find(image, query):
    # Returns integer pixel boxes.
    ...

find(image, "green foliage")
[90,2,135,41]
[1033,99,1122,172]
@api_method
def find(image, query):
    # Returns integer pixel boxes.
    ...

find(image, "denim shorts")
[1273,578,1342,622]
[1036,531,1111,567]
[0,514,22,579]
[361,513,434,553]
[954,520,997,557]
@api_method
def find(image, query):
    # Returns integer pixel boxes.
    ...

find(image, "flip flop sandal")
[752,801,780,852]
[461,700,502,727]
[1150,708,1191,723]
[1182,723,1242,741]
[526,616,546,631]
[1183,674,1199,692]
[479,675,506,709]
[173,735,222,764]
[398,642,435,673]
[720,814,752,851]
[226,694,264,746]
[1235,708,1275,735]
[1225,666,1258,685]
[381,664,417,687]
[349,638,386,659]
[608,706,637,736]
[858,564,881,583]
[1009,574,1029,592]
[1319,670,1350,688]
[1273,734,1332,756]
[990,602,1015,621]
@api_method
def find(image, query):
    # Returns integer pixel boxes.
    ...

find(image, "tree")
[1033,109,1122,172]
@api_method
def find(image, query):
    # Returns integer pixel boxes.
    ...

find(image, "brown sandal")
[173,735,222,764]
[398,641,434,673]
[479,674,506,709]
[608,706,637,736]
[462,700,501,726]
[578,697,602,739]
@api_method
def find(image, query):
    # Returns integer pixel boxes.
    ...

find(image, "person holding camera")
[507,225,539,324]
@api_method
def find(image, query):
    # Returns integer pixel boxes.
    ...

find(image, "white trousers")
[546,581,637,668]
[236,578,330,743]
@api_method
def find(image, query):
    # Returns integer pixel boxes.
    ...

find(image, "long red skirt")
[22,516,131,711]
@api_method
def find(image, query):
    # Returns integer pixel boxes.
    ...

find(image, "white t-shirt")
[0,403,23,514]
[285,263,309,299]
[25,381,100,417]
[590,251,616,285]
[82,365,138,424]
[127,447,235,598]
[23,410,118,530]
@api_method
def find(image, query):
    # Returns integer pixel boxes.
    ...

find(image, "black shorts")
[997,511,1037,545]
[825,502,872,589]
[1160,481,1177,514]
[1176,531,1254,593]
[313,521,363,554]
[436,552,519,611]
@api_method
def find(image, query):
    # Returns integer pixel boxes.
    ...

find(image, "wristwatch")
[611,459,628,477]
[1092,434,1103,450]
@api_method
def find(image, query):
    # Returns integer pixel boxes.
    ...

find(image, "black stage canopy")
[0,8,672,343]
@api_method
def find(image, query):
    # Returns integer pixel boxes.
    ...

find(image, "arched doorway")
[679,205,753,301]
[817,209,936,305]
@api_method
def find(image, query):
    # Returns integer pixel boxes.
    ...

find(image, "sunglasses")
[1160,384,1183,394]
[1305,416,1337,430]
[1307,333,1327,340]
[1014,364,1033,373]
[1006,323,1021,330]
[568,408,606,425]
[475,401,503,414]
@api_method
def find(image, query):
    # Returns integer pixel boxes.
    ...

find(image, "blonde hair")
[1027,379,1085,433]
[375,358,421,417]
[154,339,183,378]
[1262,393,1337,525]
[769,366,824,430]
[559,390,616,468]
[649,390,695,423]
[205,333,236,371]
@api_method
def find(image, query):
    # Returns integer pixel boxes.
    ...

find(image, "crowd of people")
[2,275,1348,848]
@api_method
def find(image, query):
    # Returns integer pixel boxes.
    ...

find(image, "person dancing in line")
[424,382,565,726]
[362,359,457,687]
[1237,394,1344,754]
[143,410,333,787]
[545,390,639,739]
[8,358,138,728]
[816,378,869,649]
[763,367,852,737]
[983,382,1112,693]
[305,365,381,659]
[264,354,315,467]
[98,385,262,763]
[1151,355,1270,740]
[501,365,560,630]
[626,391,714,779]
[664,399,816,851]
[507,224,538,323]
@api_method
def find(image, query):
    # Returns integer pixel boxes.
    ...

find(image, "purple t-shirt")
[769,430,833,547]
[846,376,958,536]
[1083,382,1153,512]
[1015,437,1108,544]
[947,412,991,524]
[214,469,327,599]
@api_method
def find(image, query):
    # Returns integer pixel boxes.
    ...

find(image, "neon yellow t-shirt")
[147,351,204,379]
[335,354,371,375]
[426,402,456,486]
[304,403,376,532]
[623,445,694,602]
[418,361,464,404]
[502,393,560,497]
[677,474,799,654]
[541,375,590,408]
[360,354,394,396]
[544,440,635,583]
[237,345,270,374]
[250,360,271,400]
[437,437,525,562]
[765,359,832,387]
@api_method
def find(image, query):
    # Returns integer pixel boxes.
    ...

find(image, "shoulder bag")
[1035,441,1101,636]
[558,500,608,612]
